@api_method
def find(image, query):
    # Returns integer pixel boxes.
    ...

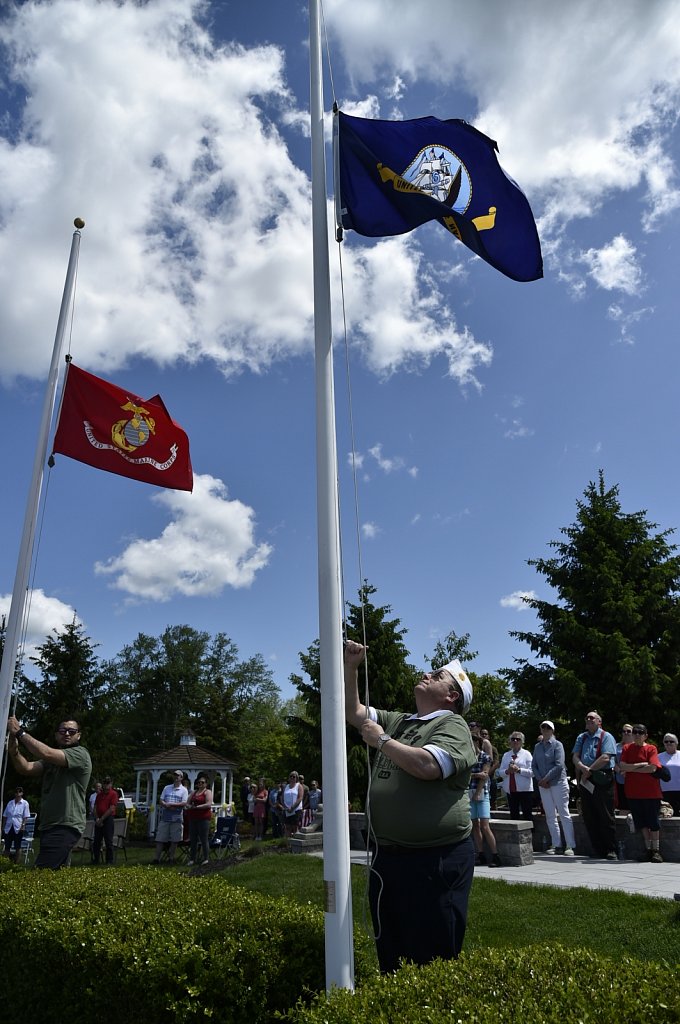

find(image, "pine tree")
[506,472,680,740]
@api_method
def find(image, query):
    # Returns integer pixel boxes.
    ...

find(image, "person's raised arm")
[344,640,368,728]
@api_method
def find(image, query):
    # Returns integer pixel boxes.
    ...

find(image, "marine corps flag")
[52,363,193,491]
[335,110,543,283]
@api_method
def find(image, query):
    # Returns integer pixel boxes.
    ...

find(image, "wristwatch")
[16,727,26,739]
[377,733,392,751]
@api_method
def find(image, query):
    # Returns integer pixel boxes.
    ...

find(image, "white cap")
[439,659,473,712]
[541,720,555,731]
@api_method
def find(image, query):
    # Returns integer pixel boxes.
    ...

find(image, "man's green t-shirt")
[370,710,476,847]
[40,744,92,835]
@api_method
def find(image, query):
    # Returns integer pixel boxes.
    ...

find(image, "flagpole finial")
[74,218,85,230]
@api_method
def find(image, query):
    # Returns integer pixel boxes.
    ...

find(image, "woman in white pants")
[533,721,576,855]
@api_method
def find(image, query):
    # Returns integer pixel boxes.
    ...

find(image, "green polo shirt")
[370,709,475,847]
[39,744,92,834]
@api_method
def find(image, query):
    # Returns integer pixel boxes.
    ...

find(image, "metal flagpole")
[0,219,84,748]
[309,0,355,992]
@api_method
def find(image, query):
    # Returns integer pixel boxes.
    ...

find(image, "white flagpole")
[309,0,355,992]
[0,220,84,748]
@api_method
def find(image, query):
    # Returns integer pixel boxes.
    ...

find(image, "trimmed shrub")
[286,944,680,1023]
[0,868,372,1023]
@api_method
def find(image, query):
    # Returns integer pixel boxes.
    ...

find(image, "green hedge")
[286,944,680,1023]
[0,868,374,1023]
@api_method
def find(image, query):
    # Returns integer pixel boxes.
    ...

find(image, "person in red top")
[93,777,119,864]
[186,776,213,865]
[618,724,663,863]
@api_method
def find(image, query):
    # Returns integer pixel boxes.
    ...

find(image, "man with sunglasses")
[344,640,476,974]
[572,711,617,860]
[7,715,92,869]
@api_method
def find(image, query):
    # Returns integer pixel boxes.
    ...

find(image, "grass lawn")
[185,845,680,965]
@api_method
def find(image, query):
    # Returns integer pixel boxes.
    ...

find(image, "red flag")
[52,363,193,491]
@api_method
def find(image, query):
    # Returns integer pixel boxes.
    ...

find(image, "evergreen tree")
[506,472,680,740]
[18,619,126,785]
[289,582,419,804]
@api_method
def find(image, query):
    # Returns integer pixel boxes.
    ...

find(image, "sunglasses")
[622,729,632,734]
[631,728,645,735]
[664,739,677,744]
[57,728,78,736]
[585,716,598,722]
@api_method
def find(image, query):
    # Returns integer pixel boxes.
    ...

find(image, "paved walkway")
[344,850,680,901]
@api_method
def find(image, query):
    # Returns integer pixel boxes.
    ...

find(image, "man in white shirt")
[3,786,30,862]
[152,770,188,865]
[499,732,534,819]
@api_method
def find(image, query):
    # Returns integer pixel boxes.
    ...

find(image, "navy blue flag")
[335,111,542,283]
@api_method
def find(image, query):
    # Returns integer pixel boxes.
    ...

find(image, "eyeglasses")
[57,728,78,736]
[631,729,645,735]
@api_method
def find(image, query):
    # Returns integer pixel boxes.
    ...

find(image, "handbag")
[590,768,613,786]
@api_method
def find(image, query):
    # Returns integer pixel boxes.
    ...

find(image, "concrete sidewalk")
[344,849,680,901]
[476,851,680,901]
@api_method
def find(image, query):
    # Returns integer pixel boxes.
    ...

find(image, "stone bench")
[494,808,680,861]
[488,819,534,865]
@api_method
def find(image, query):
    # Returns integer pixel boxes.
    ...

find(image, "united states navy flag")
[335,111,543,283]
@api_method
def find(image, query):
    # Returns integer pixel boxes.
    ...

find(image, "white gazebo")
[133,730,237,837]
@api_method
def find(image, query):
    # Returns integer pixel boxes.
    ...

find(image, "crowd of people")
[239,773,322,839]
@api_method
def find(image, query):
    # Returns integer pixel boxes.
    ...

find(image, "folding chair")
[17,815,37,865]
[112,817,128,863]
[210,815,241,859]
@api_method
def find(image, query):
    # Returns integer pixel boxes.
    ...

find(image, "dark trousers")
[579,781,616,856]
[93,816,115,863]
[369,836,475,974]
[507,791,534,820]
[615,780,628,811]
[3,826,23,857]
[36,826,80,870]
[189,819,210,862]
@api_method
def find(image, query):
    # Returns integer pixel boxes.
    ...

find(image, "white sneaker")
[201,859,209,866]
[545,846,556,855]
[562,848,575,857]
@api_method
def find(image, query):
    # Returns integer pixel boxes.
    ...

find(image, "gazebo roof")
[133,743,237,772]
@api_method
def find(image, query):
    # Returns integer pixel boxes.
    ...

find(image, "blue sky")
[1,0,680,706]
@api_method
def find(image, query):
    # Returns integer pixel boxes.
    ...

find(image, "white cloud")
[607,302,655,344]
[347,452,364,470]
[368,443,405,473]
[580,235,643,295]
[340,236,493,385]
[94,472,272,601]
[361,521,380,539]
[0,0,492,392]
[0,589,81,663]
[504,419,534,441]
[500,590,537,611]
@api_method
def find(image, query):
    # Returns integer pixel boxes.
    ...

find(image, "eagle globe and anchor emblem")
[111,400,156,453]
[377,144,497,235]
